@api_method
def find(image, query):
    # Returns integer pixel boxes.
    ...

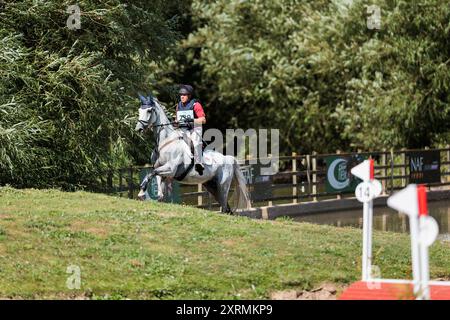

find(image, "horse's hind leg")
[224,202,232,214]
[218,170,234,214]
[204,178,232,214]
[203,178,220,204]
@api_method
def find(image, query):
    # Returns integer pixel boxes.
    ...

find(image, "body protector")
[176,99,197,129]
[176,99,203,167]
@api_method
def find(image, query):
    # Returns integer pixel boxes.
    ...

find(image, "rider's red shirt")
[193,101,205,118]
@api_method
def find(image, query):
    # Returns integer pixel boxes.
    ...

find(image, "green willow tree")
[0,1,185,188]
[183,0,450,154]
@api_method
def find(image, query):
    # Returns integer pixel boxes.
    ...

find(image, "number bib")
[177,110,194,123]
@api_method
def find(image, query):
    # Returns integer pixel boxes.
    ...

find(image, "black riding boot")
[195,163,204,175]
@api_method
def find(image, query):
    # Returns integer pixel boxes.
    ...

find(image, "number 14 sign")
[352,159,382,202]
[355,180,382,202]
[350,159,382,281]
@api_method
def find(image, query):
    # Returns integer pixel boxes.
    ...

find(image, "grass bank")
[0,187,449,299]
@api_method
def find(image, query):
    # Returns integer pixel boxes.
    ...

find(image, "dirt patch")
[70,221,112,237]
[270,283,344,300]
[0,292,92,300]
[221,239,237,247]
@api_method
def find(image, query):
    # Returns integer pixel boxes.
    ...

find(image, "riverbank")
[240,189,450,220]
[1,187,450,299]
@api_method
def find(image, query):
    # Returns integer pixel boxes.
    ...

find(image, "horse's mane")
[153,97,175,119]
[152,98,181,135]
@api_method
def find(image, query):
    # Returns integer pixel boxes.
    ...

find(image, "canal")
[294,200,450,239]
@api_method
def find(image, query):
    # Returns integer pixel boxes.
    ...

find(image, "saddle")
[172,135,208,181]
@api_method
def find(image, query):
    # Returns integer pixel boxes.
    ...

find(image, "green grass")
[0,186,450,299]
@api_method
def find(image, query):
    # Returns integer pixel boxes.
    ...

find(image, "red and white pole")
[417,185,439,300]
[364,159,375,281]
[352,159,382,281]
[387,184,439,300]
[418,185,430,299]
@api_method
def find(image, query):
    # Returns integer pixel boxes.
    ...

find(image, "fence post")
[198,184,203,208]
[381,148,387,195]
[382,214,387,232]
[401,148,406,188]
[268,153,273,206]
[312,151,317,202]
[306,154,312,198]
[390,148,394,193]
[128,166,133,199]
[336,150,341,200]
[447,145,450,183]
[292,152,297,204]
[401,214,407,233]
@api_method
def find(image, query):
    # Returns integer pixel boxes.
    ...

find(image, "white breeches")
[182,125,203,165]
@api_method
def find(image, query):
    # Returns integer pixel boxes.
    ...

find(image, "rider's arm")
[193,102,206,125]
[194,117,206,125]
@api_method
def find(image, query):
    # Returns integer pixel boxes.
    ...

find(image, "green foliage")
[0,1,184,188]
[2,0,449,188]
[184,0,450,153]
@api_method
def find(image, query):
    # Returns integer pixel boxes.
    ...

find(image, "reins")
[150,122,177,128]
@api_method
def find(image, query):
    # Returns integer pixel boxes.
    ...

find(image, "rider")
[175,84,206,175]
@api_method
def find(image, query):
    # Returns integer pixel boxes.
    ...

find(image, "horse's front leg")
[156,175,165,201]
[138,171,156,200]
[138,162,178,200]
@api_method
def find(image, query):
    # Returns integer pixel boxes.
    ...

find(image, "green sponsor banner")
[325,155,365,193]
[240,163,273,202]
[139,168,181,203]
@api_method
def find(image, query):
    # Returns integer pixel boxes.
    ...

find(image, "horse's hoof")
[137,190,146,201]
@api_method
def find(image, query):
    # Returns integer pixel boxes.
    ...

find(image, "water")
[294,200,450,239]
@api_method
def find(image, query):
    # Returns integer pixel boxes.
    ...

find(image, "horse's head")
[135,94,157,133]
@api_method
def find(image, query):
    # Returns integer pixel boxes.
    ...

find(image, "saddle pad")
[203,154,213,166]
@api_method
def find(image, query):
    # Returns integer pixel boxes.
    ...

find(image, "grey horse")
[135,94,251,213]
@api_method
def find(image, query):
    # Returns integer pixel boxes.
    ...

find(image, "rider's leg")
[192,124,204,174]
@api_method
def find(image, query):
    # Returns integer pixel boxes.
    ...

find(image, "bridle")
[139,104,177,129]
[139,103,183,156]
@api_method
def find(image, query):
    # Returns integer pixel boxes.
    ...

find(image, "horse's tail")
[232,158,251,211]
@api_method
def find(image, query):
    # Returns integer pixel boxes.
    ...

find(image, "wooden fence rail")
[99,147,450,210]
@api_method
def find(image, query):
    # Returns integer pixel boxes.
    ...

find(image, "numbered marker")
[355,182,375,202]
